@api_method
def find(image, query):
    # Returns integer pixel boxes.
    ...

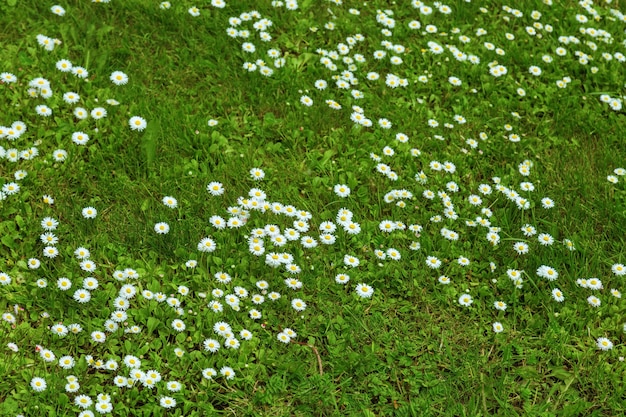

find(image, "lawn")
[1,0,626,416]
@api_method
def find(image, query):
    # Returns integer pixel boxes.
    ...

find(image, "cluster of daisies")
[147,167,380,356]
[0,63,145,176]
[293,0,626,348]
[29,353,186,414]
[3,2,626,415]
[224,9,289,76]
[305,0,626,141]
[203,172,376,307]
[607,167,626,184]
[161,3,300,76]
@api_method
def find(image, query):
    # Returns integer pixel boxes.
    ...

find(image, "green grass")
[1,0,626,416]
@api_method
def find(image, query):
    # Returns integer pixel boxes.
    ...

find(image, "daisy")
[426,256,442,269]
[129,116,147,131]
[198,237,216,252]
[537,266,558,281]
[2,313,15,324]
[277,332,291,343]
[448,76,462,86]
[28,258,41,269]
[250,168,265,180]
[283,328,297,339]
[72,131,89,145]
[300,236,317,248]
[56,59,72,72]
[541,198,554,209]
[51,324,74,340]
[95,402,112,413]
[300,95,313,106]
[162,196,177,208]
[343,255,360,268]
[113,376,128,388]
[158,396,177,409]
[110,71,128,85]
[75,395,93,409]
[3,182,20,195]
[596,337,613,351]
[387,248,401,260]
[315,80,327,90]
[335,273,350,284]
[154,222,170,234]
[74,107,88,119]
[40,349,55,362]
[66,382,80,393]
[62,92,80,104]
[521,224,536,236]
[457,256,470,267]
[468,195,482,206]
[72,66,88,78]
[91,107,107,119]
[459,294,473,307]
[40,232,58,245]
[68,324,82,334]
[355,283,374,298]
[552,288,564,302]
[538,233,554,246]
[293,220,310,232]
[494,301,507,311]
[57,277,72,291]
[225,338,240,349]
[437,276,450,284]
[587,278,602,290]
[379,118,392,129]
[203,339,220,353]
[215,298,231,311]
[587,296,601,308]
[202,368,217,380]
[30,377,47,392]
[234,286,248,298]
[334,184,350,197]
[91,331,106,343]
[1,72,17,83]
[291,299,307,311]
[166,381,182,392]
[612,264,626,276]
[73,289,91,303]
[513,242,529,254]
[35,105,52,116]
[119,284,136,298]
[207,181,224,196]
[478,184,492,195]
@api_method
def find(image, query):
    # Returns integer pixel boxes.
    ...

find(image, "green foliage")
[1,0,626,416]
